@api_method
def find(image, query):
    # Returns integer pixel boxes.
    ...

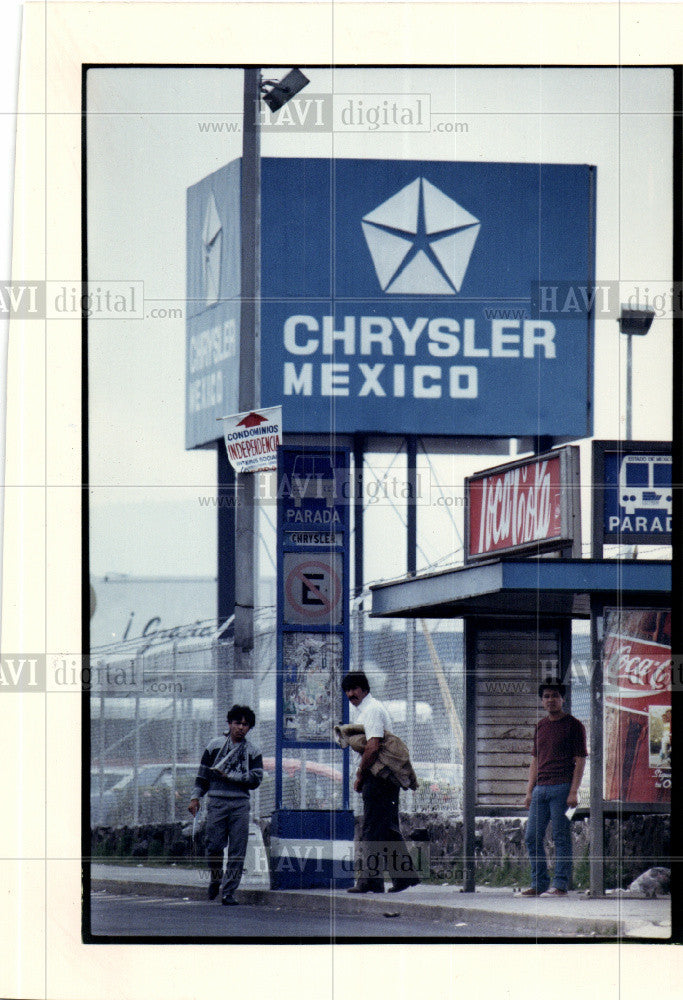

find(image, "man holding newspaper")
[339,672,420,894]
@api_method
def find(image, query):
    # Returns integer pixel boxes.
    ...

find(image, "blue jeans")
[524,783,572,892]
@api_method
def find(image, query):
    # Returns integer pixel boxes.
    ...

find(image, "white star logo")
[202,191,222,306]
[361,177,480,295]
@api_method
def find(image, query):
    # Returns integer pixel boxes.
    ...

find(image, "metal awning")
[370,559,671,619]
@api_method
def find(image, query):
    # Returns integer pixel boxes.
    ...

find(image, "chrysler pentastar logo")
[361,177,480,295]
[202,191,222,306]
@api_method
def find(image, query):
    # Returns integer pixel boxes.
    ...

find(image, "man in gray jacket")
[189,704,263,905]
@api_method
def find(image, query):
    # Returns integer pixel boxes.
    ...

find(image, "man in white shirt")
[341,671,420,894]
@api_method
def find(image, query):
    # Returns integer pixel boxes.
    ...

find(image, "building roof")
[370,558,671,619]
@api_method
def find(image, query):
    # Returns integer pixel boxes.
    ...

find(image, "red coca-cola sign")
[603,636,671,698]
[603,609,671,805]
[465,448,579,561]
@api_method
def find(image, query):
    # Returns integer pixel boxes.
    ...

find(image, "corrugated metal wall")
[475,628,561,807]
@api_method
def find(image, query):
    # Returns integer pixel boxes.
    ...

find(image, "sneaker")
[221,896,239,906]
[540,887,567,897]
[520,887,543,896]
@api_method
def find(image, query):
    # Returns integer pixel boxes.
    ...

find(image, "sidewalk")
[89,863,671,939]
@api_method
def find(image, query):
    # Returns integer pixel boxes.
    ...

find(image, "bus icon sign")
[618,454,672,516]
[594,440,671,548]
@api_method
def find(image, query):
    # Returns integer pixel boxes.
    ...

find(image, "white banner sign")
[220,405,282,473]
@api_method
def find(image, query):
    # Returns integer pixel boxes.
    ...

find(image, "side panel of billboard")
[186,159,241,448]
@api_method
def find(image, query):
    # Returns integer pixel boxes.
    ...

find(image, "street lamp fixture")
[261,68,310,112]
[618,307,656,338]
[618,305,655,441]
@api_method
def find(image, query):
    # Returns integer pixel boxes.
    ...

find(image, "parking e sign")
[276,447,350,753]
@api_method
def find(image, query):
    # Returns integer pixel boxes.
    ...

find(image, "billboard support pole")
[589,599,605,896]
[353,434,365,673]
[217,446,236,714]
[462,618,477,892]
[234,68,262,686]
[406,437,418,800]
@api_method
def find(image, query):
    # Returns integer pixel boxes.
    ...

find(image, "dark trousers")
[204,795,250,901]
[358,773,414,886]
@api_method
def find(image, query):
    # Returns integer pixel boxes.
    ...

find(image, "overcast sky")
[86,67,673,582]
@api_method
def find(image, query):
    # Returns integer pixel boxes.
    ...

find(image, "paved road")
[88,891,540,940]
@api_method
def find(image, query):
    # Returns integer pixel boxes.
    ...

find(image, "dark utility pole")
[233,69,262,687]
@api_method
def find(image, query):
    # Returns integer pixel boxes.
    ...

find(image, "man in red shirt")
[522,683,587,897]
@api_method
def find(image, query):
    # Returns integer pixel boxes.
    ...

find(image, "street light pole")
[625,329,633,441]
[618,306,655,443]
[233,68,262,689]
[231,67,310,693]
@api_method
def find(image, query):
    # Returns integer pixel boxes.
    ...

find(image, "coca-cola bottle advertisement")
[603,608,671,803]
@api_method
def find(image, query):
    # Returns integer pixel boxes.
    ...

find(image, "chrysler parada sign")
[186,158,595,446]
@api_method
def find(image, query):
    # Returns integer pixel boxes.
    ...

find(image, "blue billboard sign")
[592,441,671,550]
[187,157,595,445]
[260,158,594,438]
[604,451,672,539]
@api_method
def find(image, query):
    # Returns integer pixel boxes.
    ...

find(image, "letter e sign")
[283,553,343,625]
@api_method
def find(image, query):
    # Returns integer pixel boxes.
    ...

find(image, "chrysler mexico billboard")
[186,158,595,447]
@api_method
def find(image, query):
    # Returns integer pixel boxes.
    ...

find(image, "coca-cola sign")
[465,447,580,562]
[603,609,671,804]
[603,636,671,698]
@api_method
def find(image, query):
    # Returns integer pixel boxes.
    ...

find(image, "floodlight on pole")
[618,305,655,441]
[261,69,310,112]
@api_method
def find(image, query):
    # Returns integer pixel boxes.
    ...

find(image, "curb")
[90,878,620,936]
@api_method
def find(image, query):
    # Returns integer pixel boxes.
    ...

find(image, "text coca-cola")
[468,455,562,557]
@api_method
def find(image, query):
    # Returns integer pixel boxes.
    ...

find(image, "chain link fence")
[89,609,591,827]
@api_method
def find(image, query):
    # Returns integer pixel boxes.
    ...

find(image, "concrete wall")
[91,811,669,889]
[401,812,670,888]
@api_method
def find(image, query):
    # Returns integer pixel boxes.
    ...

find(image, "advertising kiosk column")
[270,446,354,888]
